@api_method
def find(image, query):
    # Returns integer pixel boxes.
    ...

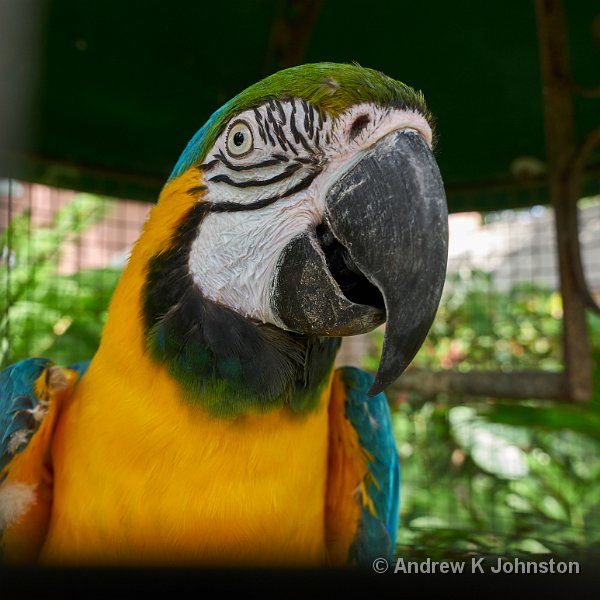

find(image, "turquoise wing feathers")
[0,358,89,478]
[0,358,86,560]
[0,358,55,478]
[327,366,400,565]
[342,367,400,563]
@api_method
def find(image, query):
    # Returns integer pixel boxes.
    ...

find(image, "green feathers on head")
[170,62,432,180]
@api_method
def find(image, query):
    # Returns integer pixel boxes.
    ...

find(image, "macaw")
[0,63,448,567]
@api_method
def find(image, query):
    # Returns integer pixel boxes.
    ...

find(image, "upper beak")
[272,129,448,396]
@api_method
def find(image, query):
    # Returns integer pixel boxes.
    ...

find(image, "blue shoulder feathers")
[339,366,400,563]
[0,358,89,478]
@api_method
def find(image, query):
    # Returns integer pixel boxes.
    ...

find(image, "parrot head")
[137,63,448,416]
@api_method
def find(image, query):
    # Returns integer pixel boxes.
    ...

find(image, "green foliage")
[0,194,122,367]
[365,270,565,375]
[365,268,600,560]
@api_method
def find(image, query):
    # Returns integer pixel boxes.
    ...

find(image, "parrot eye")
[226,121,253,157]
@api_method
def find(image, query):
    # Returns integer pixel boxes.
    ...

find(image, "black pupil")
[233,131,245,147]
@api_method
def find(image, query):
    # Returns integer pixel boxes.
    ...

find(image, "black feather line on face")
[272,121,289,151]
[142,202,340,417]
[209,195,282,213]
[207,167,322,213]
[307,104,315,140]
[274,100,286,124]
[291,108,313,154]
[208,162,302,188]
[196,160,219,173]
[214,150,286,172]
[187,185,208,197]
[290,100,300,143]
[253,109,268,144]
[317,107,325,128]
[263,118,276,147]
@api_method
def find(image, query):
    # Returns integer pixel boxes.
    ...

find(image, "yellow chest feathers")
[40,355,333,566]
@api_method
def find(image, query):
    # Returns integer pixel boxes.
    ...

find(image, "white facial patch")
[189,198,321,325]
[0,481,37,529]
[187,100,433,324]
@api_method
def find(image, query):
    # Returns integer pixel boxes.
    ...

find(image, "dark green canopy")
[1,0,599,211]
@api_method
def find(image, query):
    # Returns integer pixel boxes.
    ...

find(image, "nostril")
[349,114,370,140]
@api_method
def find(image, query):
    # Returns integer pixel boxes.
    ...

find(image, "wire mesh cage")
[1,178,600,562]
[0,180,152,367]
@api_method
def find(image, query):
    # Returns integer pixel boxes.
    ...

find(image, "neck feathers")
[100,169,340,418]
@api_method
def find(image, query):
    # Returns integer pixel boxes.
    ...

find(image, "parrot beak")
[272,129,448,395]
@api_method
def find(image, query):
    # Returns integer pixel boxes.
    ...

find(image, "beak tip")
[368,380,386,397]
[370,353,412,398]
